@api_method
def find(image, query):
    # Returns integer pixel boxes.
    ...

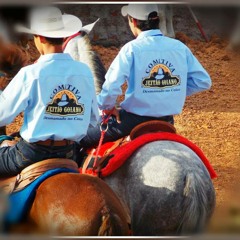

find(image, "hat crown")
[30,7,64,32]
[16,6,82,38]
[122,4,158,21]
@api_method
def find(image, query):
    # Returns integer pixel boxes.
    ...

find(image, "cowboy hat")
[16,6,82,38]
[121,4,158,21]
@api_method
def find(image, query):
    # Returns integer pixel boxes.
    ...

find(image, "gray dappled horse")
[70,20,216,236]
[67,18,216,236]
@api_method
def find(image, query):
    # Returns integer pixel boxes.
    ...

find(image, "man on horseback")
[80,4,212,148]
[0,6,99,177]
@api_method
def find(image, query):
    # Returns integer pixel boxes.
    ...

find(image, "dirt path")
[6,34,240,233]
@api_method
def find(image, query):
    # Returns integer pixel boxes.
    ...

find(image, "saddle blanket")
[90,132,217,179]
[5,168,78,224]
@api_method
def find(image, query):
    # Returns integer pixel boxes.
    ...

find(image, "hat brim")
[121,6,128,17]
[16,14,82,38]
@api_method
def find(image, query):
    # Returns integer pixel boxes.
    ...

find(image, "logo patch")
[46,89,84,116]
[142,63,180,89]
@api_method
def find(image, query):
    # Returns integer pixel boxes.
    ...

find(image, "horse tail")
[178,172,215,234]
[98,206,128,236]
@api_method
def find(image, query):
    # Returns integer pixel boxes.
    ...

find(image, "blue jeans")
[0,138,77,177]
[80,109,174,148]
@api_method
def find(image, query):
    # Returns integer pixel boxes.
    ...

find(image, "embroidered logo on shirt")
[142,61,180,88]
[46,87,84,116]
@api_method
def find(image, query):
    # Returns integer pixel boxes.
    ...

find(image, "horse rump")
[28,173,129,236]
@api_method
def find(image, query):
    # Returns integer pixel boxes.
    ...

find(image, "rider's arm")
[0,68,30,127]
[186,47,212,96]
[97,45,133,110]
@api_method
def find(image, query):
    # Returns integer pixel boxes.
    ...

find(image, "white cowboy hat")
[121,4,158,21]
[16,6,82,38]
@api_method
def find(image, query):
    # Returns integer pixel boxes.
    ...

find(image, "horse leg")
[228,8,240,50]
[29,173,129,236]
[165,5,175,38]
[0,189,8,233]
[158,5,168,36]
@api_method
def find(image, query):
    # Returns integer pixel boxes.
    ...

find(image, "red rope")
[93,110,114,170]
[62,32,82,51]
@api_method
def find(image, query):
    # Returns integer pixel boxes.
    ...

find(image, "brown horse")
[9,172,130,236]
[0,38,27,89]
[0,38,27,141]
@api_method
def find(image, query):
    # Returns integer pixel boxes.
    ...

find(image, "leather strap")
[35,139,74,147]
[80,137,128,176]
[82,149,95,174]
[0,158,78,194]
[94,137,128,174]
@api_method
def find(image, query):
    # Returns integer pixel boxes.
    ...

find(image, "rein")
[62,32,82,51]
[93,110,113,174]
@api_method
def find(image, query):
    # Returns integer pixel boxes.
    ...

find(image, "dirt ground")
[5,33,240,234]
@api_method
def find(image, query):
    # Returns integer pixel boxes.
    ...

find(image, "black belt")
[35,139,74,147]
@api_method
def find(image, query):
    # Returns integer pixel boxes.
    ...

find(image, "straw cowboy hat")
[16,6,82,38]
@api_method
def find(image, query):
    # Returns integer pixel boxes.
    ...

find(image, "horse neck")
[0,42,27,78]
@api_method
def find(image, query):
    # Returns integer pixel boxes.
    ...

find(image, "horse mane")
[75,32,106,94]
[0,38,27,89]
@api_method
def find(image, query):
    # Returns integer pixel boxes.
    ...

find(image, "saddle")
[130,120,176,140]
[81,120,176,175]
[0,158,79,194]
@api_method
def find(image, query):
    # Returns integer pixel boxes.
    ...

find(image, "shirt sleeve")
[186,47,212,96]
[0,68,30,127]
[97,45,133,110]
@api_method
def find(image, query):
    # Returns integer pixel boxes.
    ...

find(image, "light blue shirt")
[98,29,211,117]
[0,53,99,142]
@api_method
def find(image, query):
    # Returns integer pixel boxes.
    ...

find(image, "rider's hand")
[103,107,121,124]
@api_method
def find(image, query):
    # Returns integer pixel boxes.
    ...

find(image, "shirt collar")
[137,29,163,40]
[37,53,73,63]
